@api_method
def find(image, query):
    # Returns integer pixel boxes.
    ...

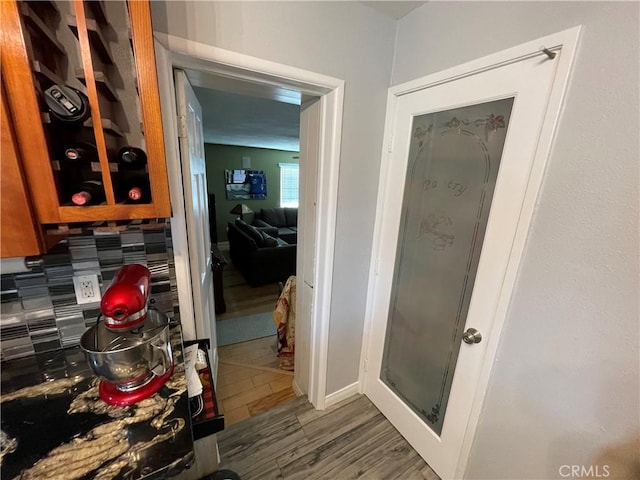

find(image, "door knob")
[462,328,482,344]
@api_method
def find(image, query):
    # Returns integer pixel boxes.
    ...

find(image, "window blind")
[279,163,299,207]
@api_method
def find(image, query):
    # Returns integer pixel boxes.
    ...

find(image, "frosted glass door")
[380,98,514,436]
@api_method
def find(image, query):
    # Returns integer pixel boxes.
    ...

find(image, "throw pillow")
[246,225,264,246]
[260,231,279,247]
[235,218,248,228]
[236,218,264,246]
[261,208,287,228]
[284,207,298,226]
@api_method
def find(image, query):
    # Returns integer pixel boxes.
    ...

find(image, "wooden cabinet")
[1,83,44,258]
[0,0,170,231]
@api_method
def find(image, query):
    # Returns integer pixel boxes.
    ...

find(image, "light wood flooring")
[217,394,441,480]
[217,338,296,426]
[215,244,296,426]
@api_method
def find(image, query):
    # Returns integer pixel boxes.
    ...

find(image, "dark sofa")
[254,207,298,244]
[227,219,296,287]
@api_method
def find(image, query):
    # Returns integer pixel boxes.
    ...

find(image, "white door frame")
[154,33,345,409]
[360,26,581,478]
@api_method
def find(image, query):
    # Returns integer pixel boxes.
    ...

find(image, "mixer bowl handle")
[150,334,171,377]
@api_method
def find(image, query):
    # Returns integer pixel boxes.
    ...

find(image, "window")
[279,163,299,207]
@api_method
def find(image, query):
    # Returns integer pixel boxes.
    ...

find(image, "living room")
[196,85,303,425]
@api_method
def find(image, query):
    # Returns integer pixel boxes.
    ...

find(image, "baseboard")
[324,381,360,408]
[216,241,229,250]
[292,379,305,397]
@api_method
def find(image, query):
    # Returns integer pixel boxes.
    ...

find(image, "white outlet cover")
[73,274,102,305]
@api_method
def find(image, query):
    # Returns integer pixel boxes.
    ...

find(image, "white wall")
[150,1,397,394]
[394,2,640,479]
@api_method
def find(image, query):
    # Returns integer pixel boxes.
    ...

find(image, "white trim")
[292,379,305,398]
[308,86,343,410]
[359,26,582,479]
[324,381,360,408]
[155,33,341,95]
[154,33,344,411]
[358,87,398,391]
[154,39,197,341]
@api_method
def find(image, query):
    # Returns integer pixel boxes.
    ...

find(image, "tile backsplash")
[0,222,179,361]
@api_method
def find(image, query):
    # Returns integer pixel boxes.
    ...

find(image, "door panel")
[295,97,321,394]
[365,46,563,479]
[299,98,320,289]
[381,98,514,436]
[174,69,217,367]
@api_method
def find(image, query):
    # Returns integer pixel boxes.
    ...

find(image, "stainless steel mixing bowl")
[80,309,172,391]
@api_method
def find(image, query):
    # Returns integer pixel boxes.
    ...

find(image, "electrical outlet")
[73,274,101,305]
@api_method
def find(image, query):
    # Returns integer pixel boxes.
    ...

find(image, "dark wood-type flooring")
[216,244,281,322]
[217,394,440,480]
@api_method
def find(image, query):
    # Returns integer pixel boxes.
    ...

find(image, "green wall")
[204,144,299,242]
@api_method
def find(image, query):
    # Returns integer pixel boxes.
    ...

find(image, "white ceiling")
[361,1,426,20]
[193,86,301,152]
[190,2,427,152]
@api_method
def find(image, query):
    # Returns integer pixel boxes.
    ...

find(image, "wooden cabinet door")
[1,84,43,258]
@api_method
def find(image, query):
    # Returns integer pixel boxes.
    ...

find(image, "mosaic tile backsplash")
[0,222,179,361]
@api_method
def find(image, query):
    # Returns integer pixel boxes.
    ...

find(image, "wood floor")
[215,244,296,426]
[217,394,441,480]
[216,244,281,322]
[219,335,281,371]
[217,337,295,426]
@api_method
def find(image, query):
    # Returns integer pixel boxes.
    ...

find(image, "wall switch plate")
[73,274,101,305]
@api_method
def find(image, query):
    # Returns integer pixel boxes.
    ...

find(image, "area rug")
[216,312,277,347]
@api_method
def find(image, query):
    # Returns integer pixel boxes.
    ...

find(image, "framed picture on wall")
[225,169,267,199]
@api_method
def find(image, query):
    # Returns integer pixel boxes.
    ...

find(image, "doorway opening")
[155,33,345,415]
[188,79,303,425]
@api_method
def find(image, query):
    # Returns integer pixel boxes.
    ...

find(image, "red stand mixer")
[80,264,174,406]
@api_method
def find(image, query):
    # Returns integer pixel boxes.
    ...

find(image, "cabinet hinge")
[177,114,187,138]
[363,358,368,373]
[388,132,394,153]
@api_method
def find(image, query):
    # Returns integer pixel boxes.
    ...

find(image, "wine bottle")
[117,147,147,170]
[71,180,105,206]
[44,84,90,125]
[63,142,98,162]
[125,174,151,203]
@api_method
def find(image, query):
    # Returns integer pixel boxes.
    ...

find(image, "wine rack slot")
[71,0,114,206]
[32,61,65,88]
[91,162,119,173]
[29,0,60,15]
[67,14,114,64]
[19,3,65,55]
[83,118,124,137]
[86,1,108,25]
[75,68,118,101]
[40,112,123,139]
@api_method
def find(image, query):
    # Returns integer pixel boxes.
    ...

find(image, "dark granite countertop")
[0,325,193,480]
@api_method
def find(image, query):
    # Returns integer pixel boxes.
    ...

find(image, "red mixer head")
[100,264,151,331]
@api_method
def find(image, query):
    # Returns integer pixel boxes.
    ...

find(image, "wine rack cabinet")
[1,0,171,228]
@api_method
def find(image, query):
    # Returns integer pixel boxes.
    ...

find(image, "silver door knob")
[462,328,482,344]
